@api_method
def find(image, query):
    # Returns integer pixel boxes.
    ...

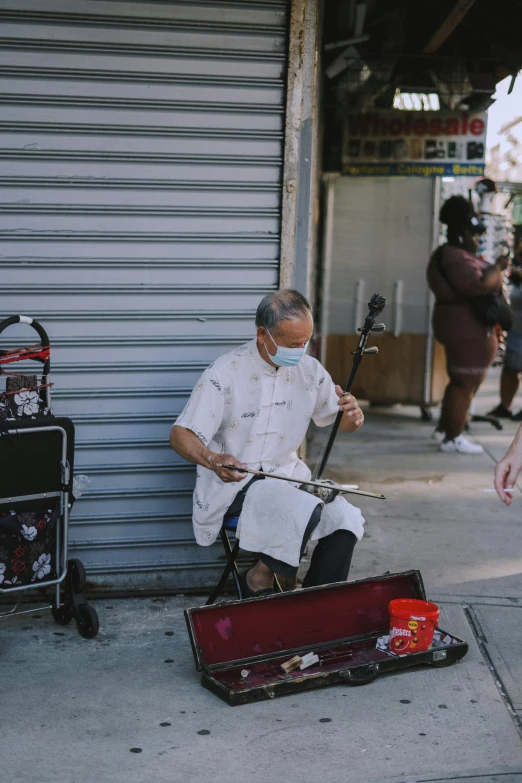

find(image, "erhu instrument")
[295,293,386,502]
[223,293,387,502]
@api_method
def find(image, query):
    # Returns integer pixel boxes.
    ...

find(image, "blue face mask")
[266,329,308,367]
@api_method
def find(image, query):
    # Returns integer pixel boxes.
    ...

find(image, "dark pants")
[226,477,357,588]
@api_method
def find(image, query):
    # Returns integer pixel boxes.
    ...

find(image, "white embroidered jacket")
[173,339,341,546]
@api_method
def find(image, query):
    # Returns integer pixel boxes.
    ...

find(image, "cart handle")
[0,314,51,391]
[0,315,50,347]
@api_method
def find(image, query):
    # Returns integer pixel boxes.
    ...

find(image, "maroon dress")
[427,245,498,384]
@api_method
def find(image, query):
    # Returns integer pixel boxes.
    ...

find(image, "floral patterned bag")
[0,503,59,588]
[0,375,51,422]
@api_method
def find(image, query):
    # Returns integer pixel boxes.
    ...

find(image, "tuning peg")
[358,323,385,332]
[351,346,379,355]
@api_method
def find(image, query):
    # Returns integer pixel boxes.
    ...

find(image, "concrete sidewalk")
[1,371,522,783]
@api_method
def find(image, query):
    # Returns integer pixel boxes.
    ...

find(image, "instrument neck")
[313,328,371,481]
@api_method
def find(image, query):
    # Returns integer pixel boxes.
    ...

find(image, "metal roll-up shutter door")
[0,0,289,590]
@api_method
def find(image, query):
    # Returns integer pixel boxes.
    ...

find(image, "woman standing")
[427,195,509,454]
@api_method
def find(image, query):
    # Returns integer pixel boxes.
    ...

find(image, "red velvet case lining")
[189,572,423,668]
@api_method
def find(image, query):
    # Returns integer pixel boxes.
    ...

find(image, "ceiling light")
[393,90,440,111]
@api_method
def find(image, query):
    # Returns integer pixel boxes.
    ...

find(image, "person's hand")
[494,452,522,505]
[495,254,510,272]
[206,452,246,483]
[335,386,364,430]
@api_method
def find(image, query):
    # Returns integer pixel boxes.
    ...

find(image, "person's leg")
[440,376,479,440]
[439,329,497,442]
[490,333,521,416]
[225,474,264,516]
[500,367,520,411]
[251,502,323,590]
[225,475,276,591]
[502,331,522,411]
[229,479,323,593]
[301,529,357,588]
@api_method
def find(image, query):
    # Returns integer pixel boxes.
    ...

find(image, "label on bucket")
[390,617,435,653]
[388,599,440,654]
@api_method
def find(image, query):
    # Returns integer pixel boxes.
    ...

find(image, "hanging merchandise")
[473,178,512,264]
[477,214,512,264]
[512,196,522,227]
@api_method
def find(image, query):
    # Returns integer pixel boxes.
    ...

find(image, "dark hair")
[255,289,313,330]
[439,195,479,251]
[440,195,473,228]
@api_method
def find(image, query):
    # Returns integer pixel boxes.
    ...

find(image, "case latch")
[263,685,276,699]
[432,649,447,663]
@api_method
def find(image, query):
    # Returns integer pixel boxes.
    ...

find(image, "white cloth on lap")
[237,479,365,568]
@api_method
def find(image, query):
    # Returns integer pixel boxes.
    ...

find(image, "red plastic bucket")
[388,598,440,654]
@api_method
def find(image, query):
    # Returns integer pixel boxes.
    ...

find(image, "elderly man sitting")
[170,289,365,597]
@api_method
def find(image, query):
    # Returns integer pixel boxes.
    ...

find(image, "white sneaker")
[432,429,445,444]
[439,434,483,454]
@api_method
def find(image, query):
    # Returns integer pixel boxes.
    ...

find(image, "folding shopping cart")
[0,315,99,638]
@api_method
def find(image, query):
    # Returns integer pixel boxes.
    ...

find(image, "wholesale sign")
[342,111,486,177]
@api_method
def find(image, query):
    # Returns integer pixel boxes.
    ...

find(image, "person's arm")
[169,426,244,483]
[494,423,522,505]
[475,257,509,294]
[445,252,508,296]
[509,266,522,285]
[311,366,364,433]
[169,367,244,483]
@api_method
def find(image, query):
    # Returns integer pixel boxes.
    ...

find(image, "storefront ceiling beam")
[423,0,477,54]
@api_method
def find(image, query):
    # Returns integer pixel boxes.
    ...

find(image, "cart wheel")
[52,605,73,626]
[68,558,87,593]
[76,604,99,639]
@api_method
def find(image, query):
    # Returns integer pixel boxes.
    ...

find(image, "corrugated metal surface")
[0,0,288,589]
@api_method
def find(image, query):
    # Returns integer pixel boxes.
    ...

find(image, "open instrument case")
[185,570,468,705]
